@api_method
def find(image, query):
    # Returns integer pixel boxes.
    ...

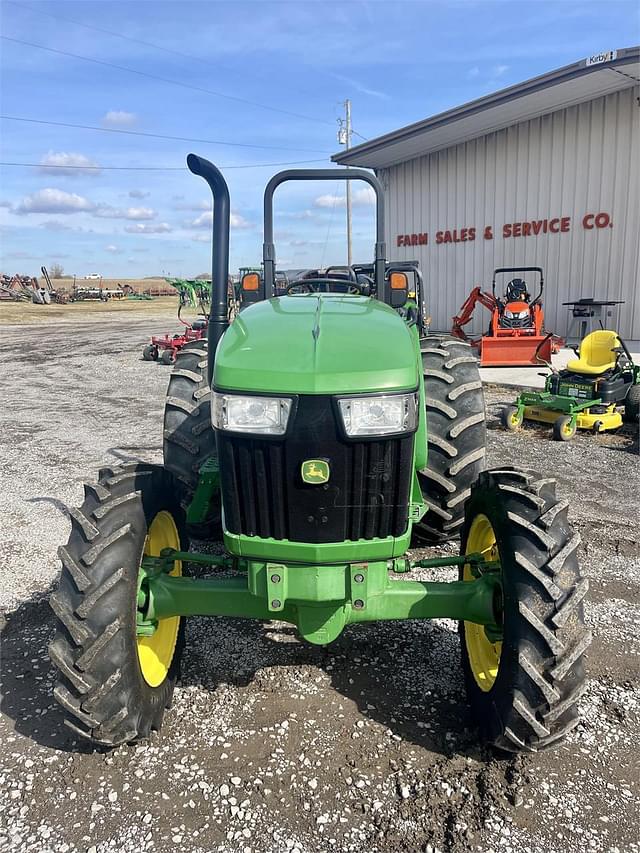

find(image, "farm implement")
[0,267,66,304]
[142,278,210,364]
[50,156,590,753]
[452,267,563,366]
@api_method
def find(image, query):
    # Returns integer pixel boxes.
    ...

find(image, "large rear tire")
[49,463,187,747]
[413,335,486,544]
[460,467,590,752]
[623,383,640,424]
[163,340,221,539]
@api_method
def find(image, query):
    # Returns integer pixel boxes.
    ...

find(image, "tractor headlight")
[337,392,418,437]
[212,392,292,435]
[504,308,528,319]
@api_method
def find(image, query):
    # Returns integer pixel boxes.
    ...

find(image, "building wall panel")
[383,88,639,340]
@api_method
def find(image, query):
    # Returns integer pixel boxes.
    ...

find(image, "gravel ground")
[0,313,639,853]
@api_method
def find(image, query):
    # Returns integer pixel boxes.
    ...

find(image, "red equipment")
[451,266,563,366]
[142,317,208,365]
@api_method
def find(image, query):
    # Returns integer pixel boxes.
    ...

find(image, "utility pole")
[338,99,353,267]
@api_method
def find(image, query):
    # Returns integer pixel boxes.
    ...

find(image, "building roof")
[332,47,640,169]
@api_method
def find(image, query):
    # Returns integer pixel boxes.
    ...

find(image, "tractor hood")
[213,295,418,395]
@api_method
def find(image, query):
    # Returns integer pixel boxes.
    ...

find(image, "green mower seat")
[566,329,620,376]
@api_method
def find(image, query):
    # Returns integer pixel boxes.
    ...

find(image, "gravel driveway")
[1,313,638,853]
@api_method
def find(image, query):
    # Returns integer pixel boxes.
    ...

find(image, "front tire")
[142,344,158,362]
[501,405,523,432]
[553,415,576,441]
[413,335,486,544]
[49,463,187,747]
[459,467,590,752]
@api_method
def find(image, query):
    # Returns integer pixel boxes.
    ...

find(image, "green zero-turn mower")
[502,330,640,441]
[49,155,590,752]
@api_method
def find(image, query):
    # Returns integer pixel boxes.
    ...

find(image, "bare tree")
[50,263,64,279]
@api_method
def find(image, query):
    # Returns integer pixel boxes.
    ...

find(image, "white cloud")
[315,193,344,209]
[190,210,250,229]
[467,66,480,78]
[39,220,74,231]
[353,187,376,206]
[189,211,212,228]
[38,151,101,176]
[125,207,156,221]
[14,188,95,215]
[191,233,210,242]
[0,200,13,209]
[105,244,121,253]
[94,206,157,220]
[314,187,375,209]
[493,64,510,76]
[102,110,137,126]
[129,189,150,199]
[231,213,250,229]
[174,199,210,211]
[124,222,172,234]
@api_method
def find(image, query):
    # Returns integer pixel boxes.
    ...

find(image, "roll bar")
[263,169,388,305]
[186,153,230,384]
[492,266,544,305]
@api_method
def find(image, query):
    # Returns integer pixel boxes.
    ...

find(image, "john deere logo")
[301,459,330,484]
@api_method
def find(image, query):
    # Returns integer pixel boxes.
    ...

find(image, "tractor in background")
[452,266,563,366]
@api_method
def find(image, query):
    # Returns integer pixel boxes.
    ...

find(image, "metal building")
[334,47,640,342]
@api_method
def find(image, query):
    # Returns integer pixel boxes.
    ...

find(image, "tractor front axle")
[138,552,501,645]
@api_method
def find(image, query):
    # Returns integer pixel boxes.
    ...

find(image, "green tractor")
[49,156,590,752]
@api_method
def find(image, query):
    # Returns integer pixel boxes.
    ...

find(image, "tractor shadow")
[105,446,163,465]
[0,587,97,754]
[26,496,71,519]
[1,582,488,761]
[182,598,486,761]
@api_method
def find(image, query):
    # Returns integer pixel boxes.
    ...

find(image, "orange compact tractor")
[452,266,563,366]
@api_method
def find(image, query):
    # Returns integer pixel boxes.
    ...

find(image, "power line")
[5,1,333,126]
[0,159,328,171]
[3,0,225,72]
[0,115,332,154]
[0,34,334,128]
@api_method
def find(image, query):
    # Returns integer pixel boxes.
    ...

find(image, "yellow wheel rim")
[137,511,182,688]
[463,514,502,692]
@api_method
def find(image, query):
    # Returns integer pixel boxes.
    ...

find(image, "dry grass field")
[0,294,179,325]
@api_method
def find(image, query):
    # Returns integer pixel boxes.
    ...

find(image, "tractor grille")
[499,315,533,329]
[217,395,414,543]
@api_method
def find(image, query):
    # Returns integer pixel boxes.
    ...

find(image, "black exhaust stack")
[186,153,230,385]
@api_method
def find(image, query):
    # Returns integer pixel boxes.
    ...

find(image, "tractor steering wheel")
[285,278,366,296]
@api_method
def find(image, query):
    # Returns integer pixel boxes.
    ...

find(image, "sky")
[0,0,637,279]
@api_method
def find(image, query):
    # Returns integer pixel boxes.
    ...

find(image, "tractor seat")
[566,330,621,375]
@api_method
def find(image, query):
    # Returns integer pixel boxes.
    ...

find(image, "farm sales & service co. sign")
[396,212,614,248]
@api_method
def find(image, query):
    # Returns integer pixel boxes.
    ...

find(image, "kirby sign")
[396,212,613,248]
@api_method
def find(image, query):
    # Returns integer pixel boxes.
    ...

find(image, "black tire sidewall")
[459,485,520,741]
[459,476,555,745]
[63,466,187,740]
